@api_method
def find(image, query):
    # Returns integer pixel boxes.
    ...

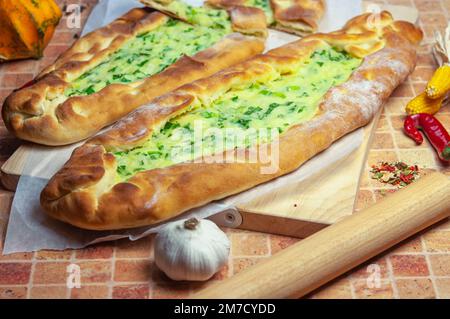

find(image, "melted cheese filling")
[113,46,362,180]
[65,8,231,97]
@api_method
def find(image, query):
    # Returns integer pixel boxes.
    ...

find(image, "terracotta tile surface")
[389,235,424,254]
[390,255,430,277]
[270,234,301,255]
[0,263,31,285]
[435,278,450,298]
[0,286,27,299]
[309,278,353,299]
[33,262,70,284]
[75,243,114,259]
[115,237,154,259]
[29,286,68,299]
[0,251,33,261]
[232,258,264,275]
[231,233,269,256]
[429,254,450,276]
[112,284,150,299]
[396,278,436,299]
[70,285,109,299]
[114,260,152,283]
[391,82,414,97]
[79,261,112,284]
[352,280,395,299]
[1,0,450,299]
[350,257,389,280]
[152,282,191,299]
[423,231,450,252]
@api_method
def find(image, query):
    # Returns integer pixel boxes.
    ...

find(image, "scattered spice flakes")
[370,161,420,188]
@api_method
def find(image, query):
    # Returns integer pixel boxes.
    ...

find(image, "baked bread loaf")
[40,11,422,230]
[2,2,266,145]
[205,0,325,36]
[140,0,269,38]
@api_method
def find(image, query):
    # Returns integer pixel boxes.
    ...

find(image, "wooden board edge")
[237,209,329,238]
[349,107,383,213]
[1,145,29,191]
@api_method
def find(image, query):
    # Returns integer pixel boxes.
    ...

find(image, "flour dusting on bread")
[323,47,413,122]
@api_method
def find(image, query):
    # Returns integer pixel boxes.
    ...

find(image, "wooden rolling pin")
[193,171,450,299]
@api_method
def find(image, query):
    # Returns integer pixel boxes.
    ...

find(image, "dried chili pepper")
[370,161,420,188]
[404,113,450,162]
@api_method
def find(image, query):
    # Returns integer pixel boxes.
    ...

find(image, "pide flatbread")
[205,0,325,36]
[2,2,266,146]
[40,12,422,230]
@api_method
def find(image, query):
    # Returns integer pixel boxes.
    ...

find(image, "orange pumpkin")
[0,0,62,61]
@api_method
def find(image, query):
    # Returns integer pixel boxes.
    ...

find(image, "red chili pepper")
[404,113,450,162]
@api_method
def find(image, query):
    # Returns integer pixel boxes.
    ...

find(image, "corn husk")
[433,24,450,66]
[432,23,450,105]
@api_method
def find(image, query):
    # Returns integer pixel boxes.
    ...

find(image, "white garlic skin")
[154,218,230,281]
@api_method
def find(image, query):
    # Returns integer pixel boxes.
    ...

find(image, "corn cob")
[405,91,446,115]
[426,64,450,99]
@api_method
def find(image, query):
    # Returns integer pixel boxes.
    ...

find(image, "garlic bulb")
[154,217,230,281]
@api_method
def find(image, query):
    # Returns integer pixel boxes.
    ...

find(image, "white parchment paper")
[3,0,363,254]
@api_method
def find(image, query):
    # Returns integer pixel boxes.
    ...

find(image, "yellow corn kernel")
[405,91,445,115]
[426,64,450,99]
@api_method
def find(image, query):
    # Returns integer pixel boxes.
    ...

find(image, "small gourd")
[154,218,230,281]
[0,0,62,61]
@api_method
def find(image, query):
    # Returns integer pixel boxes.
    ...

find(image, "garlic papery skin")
[154,218,230,281]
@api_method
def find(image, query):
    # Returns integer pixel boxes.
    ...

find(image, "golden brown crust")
[40,12,423,230]
[139,0,267,36]
[271,0,325,35]
[2,6,265,146]
[228,6,268,38]
[206,0,325,35]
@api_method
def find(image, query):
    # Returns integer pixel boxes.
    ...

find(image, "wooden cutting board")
[0,2,418,238]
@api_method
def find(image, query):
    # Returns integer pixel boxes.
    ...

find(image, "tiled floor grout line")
[148,278,153,299]
[66,250,76,299]
[348,276,357,299]
[388,113,405,167]
[107,243,117,299]
[25,252,37,299]
[385,255,400,299]
[420,236,440,298]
